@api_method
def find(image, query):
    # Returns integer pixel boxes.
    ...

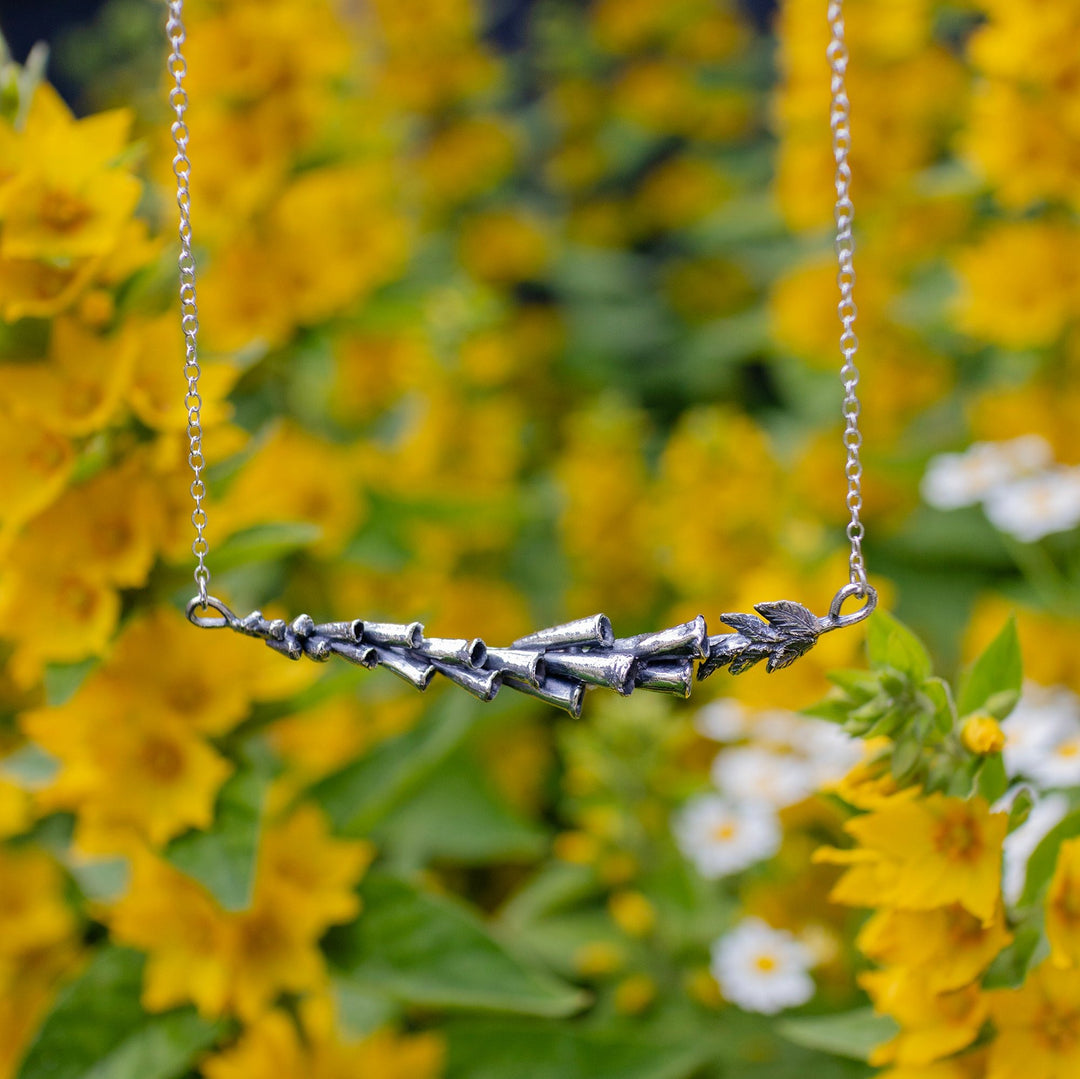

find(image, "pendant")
[187,584,876,717]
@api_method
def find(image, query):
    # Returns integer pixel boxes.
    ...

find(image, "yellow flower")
[269,695,414,784]
[555,401,656,618]
[817,794,1007,924]
[22,682,232,852]
[0,316,135,437]
[633,156,727,232]
[0,410,73,538]
[650,408,782,596]
[216,422,365,557]
[608,890,657,937]
[0,778,31,838]
[127,314,238,432]
[0,254,100,321]
[574,941,625,978]
[987,962,1080,1079]
[953,221,1080,349]
[858,903,1012,993]
[416,118,517,207]
[109,807,371,1019]
[6,456,164,591]
[256,804,374,935]
[614,973,658,1015]
[270,164,410,326]
[961,80,1080,211]
[0,846,77,959]
[769,254,890,371]
[0,84,140,261]
[1047,838,1080,969]
[200,1003,445,1079]
[962,715,1007,756]
[861,968,987,1068]
[876,1056,986,1079]
[459,209,550,284]
[0,568,119,686]
[109,852,236,1017]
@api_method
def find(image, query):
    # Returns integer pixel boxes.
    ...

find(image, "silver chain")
[166,0,210,604]
[827,0,868,594]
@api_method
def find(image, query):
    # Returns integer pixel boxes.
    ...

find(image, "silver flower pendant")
[188,584,876,717]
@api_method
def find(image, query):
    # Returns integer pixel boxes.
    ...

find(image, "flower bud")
[961,714,1006,755]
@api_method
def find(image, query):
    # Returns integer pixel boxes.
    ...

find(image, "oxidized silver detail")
[185,586,877,718]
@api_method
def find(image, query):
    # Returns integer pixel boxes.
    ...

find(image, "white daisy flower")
[711,918,815,1014]
[710,746,816,810]
[753,709,808,751]
[695,699,750,742]
[673,795,780,879]
[797,721,863,786]
[983,467,1080,543]
[920,435,1052,510]
[1002,792,1069,905]
[1001,684,1080,780]
[1027,731,1080,790]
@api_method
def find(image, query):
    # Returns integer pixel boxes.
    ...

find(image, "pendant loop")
[186,594,237,629]
[825,582,877,629]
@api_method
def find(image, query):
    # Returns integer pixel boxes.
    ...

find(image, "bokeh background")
[1,1,1079,1077]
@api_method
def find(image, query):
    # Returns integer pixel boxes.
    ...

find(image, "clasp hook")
[186,594,238,629]
[825,582,877,629]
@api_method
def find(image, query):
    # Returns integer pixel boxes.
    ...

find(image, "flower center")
[754,953,778,973]
[711,822,737,842]
[1036,1005,1080,1053]
[932,806,982,863]
[140,736,184,781]
[60,577,98,620]
[39,189,93,233]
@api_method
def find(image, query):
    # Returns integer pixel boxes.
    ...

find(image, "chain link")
[166,0,210,604]
[827,0,868,594]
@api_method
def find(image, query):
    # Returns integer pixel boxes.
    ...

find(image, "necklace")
[166,0,876,717]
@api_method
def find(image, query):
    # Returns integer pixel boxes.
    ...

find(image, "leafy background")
[1,1,1079,1077]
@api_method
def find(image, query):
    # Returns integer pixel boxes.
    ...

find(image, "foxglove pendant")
[188,584,876,717]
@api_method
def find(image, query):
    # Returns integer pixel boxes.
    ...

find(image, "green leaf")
[778,1008,898,1063]
[212,522,323,570]
[309,692,479,835]
[957,616,1022,718]
[331,980,399,1038]
[164,758,271,911]
[15,947,226,1079]
[921,677,957,735]
[444,1018,714,1079]
[329,872,588,1018]
[1020,808,1080,906]
[983,920,1045,989]
[0,744,58,787]
[372,751,546,866]
[975,753,1009,804]
[865,611,932,681]
[43,658,99,706]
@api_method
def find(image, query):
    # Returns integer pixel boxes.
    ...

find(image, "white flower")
[1001,792,1069,905]
[920,435,1052,510]
[1027,732,1080,790]
[797,721,863,787]
[754,709,808,751]
[695,699,750,742]
[983,467,1080,543]
[673,794,780,879]
[711,918,815,1014]
[710,746,816,809]
[1001,683,1080,780]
